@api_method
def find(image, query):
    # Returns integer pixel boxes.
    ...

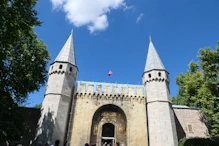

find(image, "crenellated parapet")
[76,81,145,99]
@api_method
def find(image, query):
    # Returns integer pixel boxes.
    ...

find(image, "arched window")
[158,72,161,77]
[51,66,53,70]
[70,67,72,72]
[148,73,151,78]
[59,64,63,69]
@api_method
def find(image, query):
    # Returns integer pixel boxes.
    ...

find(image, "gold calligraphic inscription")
[118,124,123,135]
[101,112,117,117]
[93,125,98,135]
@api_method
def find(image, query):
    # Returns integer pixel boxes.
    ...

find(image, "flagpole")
[108,70,112,83]
[110,69,111,83]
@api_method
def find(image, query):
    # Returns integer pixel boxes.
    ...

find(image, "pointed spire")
[144,36,165,72]
[149,35,152,42]
[55,29,76,65]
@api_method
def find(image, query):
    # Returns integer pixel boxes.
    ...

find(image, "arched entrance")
[90,104,127,146]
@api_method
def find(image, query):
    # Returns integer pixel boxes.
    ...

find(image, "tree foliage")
[172,95,186,105]
[178,137,218,146]
[0,0,50,142]
[173,42,219,135]
[33,103,42,109]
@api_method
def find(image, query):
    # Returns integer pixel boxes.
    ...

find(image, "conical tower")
[36,30,78,145]
[142,37,178,146]
[144,36,165,72]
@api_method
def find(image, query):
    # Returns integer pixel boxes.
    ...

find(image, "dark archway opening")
[102,123,115,137]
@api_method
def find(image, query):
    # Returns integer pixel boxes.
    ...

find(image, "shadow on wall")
[35,108,54,145]
[174,113,186,141]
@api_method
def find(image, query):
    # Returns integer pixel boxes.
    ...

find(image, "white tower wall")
[36,63,78,145]
[36,31,78,146]
[143,70,178,146]
[143,38,178,146]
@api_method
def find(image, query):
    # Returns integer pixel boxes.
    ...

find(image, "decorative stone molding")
[75,92,145,104]
[144,77,166,83]
[142,70,169,85]
[49,70,76,76]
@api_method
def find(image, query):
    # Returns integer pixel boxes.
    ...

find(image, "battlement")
[76,81,145,97]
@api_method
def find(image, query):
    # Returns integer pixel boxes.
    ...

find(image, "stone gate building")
[35,31,208,146]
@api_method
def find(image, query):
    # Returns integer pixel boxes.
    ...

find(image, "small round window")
[59,64,63,69]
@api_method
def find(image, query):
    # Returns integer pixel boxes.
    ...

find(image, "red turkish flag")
[108,70,113,76]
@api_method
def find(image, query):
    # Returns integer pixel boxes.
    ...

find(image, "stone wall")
[173,105,209,140]
[143,70,178,146]
[68,81,148,146]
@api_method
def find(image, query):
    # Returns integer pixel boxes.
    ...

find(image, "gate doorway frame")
[101,137,115,146]
[101,123,116,146]
[90,104,127,146]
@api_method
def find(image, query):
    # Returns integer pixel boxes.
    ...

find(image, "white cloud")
[136,13,144,23]
[122,4,134,11]
[50,0,132,33]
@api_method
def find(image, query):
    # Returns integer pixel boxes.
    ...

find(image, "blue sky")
[27,0,219,107]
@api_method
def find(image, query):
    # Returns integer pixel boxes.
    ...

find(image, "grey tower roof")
[55,30,76,65]
[144,37,165,72]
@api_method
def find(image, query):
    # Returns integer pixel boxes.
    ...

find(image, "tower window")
[158,72,161,77]
[51,66,53,70]
[59,64,63,69]
[148,73,151,78]
[70,67,72,72]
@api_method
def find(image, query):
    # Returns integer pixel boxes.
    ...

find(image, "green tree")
[174,41,219,136]
[33,103,42,109]
[0,0,50,142]
[172,95,186,105]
